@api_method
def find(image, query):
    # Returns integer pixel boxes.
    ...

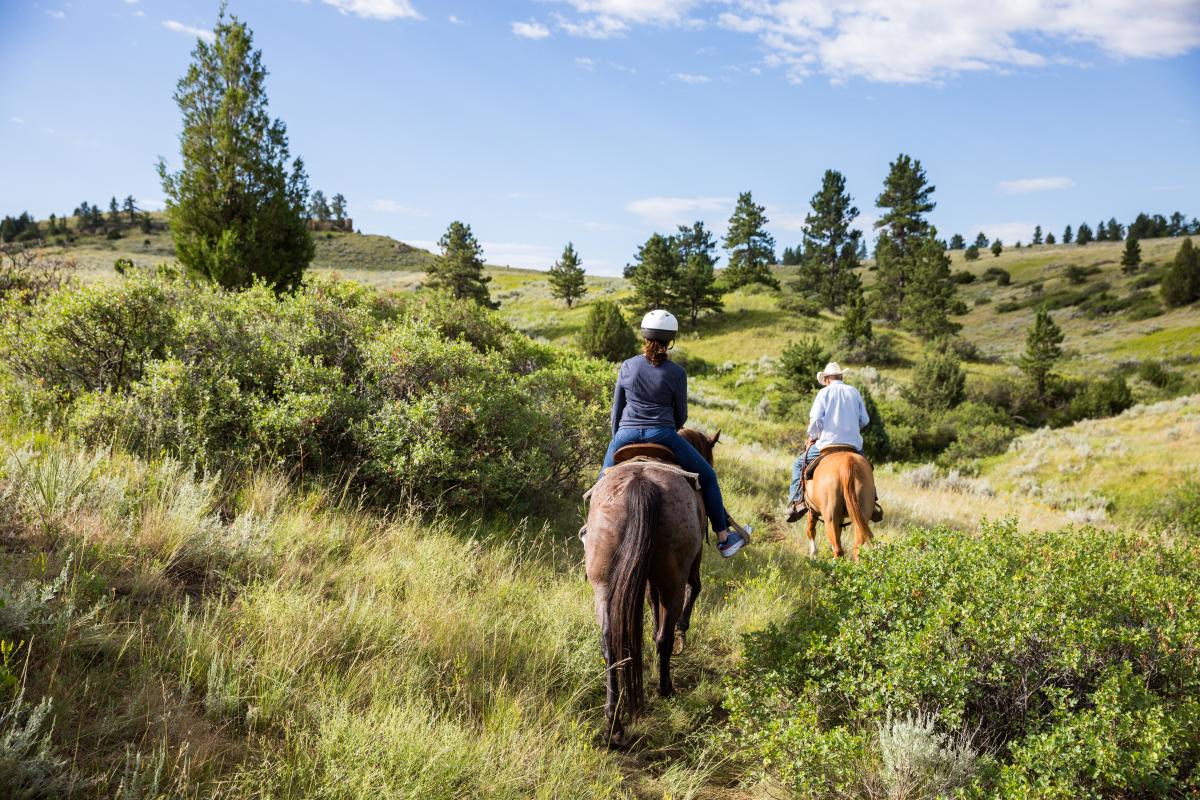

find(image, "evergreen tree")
[948,233,965,250]
[1106,217,1123,241]
[47,214,58,235]
[859,386,890,462]
[722,191,779,289]
[780,336,829,396]
[963,243,980,261]
[1095,219,1108,242]
[675,221,724,324]
[795,169,863,312]
[1161,238,1200,307]
[908,341,965,410]
[1169,211,1186,237]
[991,239,1003,257]
[1120,237,1141,274]
[1015,241,1023,249]
[973,232,989,249]
[1046,231,1057,245]
[108,196,121,226]
[1032,225,1043,245]
[579,300,637,363]
[898,230,960,339]
[1076,221,1093,245]
[330,193,347,223]
[140,213,153,234]
[625,232,680,313]
[874,155,937,322]
[428,220,496,308]
[781,245,803,265]
[157,10,313,291]
[1062,224,1073,244]
[547,241,587,308]
[309,190,331,222]
[123,195,139,224]
[835,286,873,351]
[1020,307,1064,400]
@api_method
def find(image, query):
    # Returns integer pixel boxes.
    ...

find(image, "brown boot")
[786,500,807,523]
[871,502,884,523]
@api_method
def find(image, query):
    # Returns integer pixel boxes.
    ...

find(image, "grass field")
[4,223,1198,797]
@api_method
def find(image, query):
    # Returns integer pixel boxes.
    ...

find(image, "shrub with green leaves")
[908,341,965,410]
[577,300,636,363]
[728,523,1200,798]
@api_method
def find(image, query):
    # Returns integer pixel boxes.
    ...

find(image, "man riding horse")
[786,361,880,559]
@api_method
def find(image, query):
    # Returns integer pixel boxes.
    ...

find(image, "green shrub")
[777,292,824,316]
[1149,475,1200,536]
[576,300,636,363]
[995,300,1020,313]
[1064,375,1134,423]
[907,341,965,410]
[951,270,975,284]
[728,524,1200,798]
[1136,360,1184,391]
[982,266,1010,285]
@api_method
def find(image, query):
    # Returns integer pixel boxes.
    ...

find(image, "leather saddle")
[613,442,677,465]
[803,444,863,480]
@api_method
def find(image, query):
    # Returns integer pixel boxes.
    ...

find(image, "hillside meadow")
[1,231,1198,798]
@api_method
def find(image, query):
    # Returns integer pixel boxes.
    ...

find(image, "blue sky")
[2,0,1198,275]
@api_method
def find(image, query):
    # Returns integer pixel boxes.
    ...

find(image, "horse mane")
[678,428,718,465]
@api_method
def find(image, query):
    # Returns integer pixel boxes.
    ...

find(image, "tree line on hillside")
[306,190,351,230]
[949,211,1198,257]
[0,196,158,244]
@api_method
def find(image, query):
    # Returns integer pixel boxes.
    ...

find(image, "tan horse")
[802,450,876,561]
[583,428,716,746]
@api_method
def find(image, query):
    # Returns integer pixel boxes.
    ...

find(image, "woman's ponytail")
[642,338,669,366]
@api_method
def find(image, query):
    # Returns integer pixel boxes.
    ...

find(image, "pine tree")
[1076,221,1093,245]
[949,233,965,250]
[1106,217,1123,241]
[874,155,937,322]
[795,169,863,312]
[625,232,680,313]
[330,193,347,223]
[428,220,496,308]
[1169,211,1186,237]
[1020,307,1064,400]
[157,10,313,291]
[1046,231,1057,245]
[909,340,965,410]
[579,300,637,363]
[123,195,139,224]
[835,286,873,351]
[675,222,724,324]
[973,232,989,249]
[1161,238,1200,307]
[1095,219,1108,242]
[991,239,1003,257]
[547,242,587,308]
[1032,225,1043,245]
[898,230,960,339]
[309,190,331,222]
[963,243,980,261]
[1062,224,1073,244]
[108,196,121,226]
[1120,237,1141,274]
[722,191,779,289]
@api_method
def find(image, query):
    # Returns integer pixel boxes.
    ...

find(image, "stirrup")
[786,501,807,523]
[871,503,883,523]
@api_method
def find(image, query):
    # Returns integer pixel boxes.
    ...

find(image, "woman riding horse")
[601,309,746,558]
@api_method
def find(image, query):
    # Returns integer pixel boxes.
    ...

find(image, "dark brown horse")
[583,428,717,746]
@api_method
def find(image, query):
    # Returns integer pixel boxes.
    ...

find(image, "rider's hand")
[805,437,815,449]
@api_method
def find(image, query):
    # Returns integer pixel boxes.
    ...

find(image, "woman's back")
[614,356,687,431]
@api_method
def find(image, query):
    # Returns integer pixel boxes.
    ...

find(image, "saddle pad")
[582,458,701,500]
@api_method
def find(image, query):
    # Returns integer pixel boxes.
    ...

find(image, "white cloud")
[575,56,596,70]
[996,176,1075,194]
[163,20,215,42]
[320,0,422,21]
[371,199,429,216]
[626,195,731,227]
[479,241,561,268]
[46,9,66,19]
[133,10,145,17]
[971,222,1037,244]
[10,117,25,125]
[671,71,710,83]
[512,20,552,39]
[563,0,1200,83]
[124,0,139,4]
[768,207,809,231]
[448,15,463,24]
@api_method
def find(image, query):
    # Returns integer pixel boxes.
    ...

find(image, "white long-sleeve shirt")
[807,380,869,451]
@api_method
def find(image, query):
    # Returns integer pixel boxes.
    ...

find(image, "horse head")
[678,428,720,466]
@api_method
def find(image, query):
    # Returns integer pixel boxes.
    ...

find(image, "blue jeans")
[789,444,862,502]
[601,427,728,532]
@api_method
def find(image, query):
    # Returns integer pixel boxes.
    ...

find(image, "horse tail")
[605,473,659,717]
[843,457,874,542]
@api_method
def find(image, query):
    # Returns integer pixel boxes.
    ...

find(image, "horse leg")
[599,609,627,747]
[653,585,683,698]
[805,512,819,558]
[675,553,702,654]
[824,499,845,558]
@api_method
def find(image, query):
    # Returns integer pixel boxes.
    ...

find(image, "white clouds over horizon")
[548,0,1200,84]
[997,177,1076,194]
[320,0,421,21]
[970,222,1037,244]
[512,19,552,39]
[671,72,710,83]
[163,20,214,42]
[626,195,730,227]
[371,199,429,216]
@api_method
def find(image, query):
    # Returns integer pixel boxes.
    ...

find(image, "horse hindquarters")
[842,459,874,561]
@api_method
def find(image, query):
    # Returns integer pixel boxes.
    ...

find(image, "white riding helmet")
[640,309,679,343]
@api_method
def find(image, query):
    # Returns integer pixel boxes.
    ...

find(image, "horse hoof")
[659,684,674,698]
[607,724,628,749]
[673,631,685,655]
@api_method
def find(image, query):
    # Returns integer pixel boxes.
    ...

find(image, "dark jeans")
[789,444,862,502]
[601,427,728,532]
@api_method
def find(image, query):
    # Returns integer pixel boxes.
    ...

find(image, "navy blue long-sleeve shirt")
[610,355,688,435]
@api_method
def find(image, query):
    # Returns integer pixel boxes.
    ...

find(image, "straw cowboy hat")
[816,361,845,385]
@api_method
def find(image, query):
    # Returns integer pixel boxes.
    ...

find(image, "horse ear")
[710,430,721,446]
